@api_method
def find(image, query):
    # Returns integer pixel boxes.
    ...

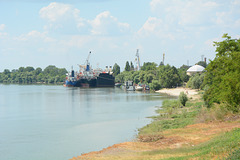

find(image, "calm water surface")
[0,84,171,160]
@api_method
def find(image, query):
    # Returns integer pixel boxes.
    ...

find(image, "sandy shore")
[156,87,199,99]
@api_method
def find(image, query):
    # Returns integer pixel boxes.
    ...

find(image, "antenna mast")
[163,53,165,65]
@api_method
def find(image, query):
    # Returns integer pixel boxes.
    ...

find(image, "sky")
[0,0,240,72]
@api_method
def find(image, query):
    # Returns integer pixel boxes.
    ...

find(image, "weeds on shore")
[138,99,203,136]
[138,93,238,143]
[142,128,240,159]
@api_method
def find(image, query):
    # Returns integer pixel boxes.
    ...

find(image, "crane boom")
[86,51,91,65]
[85,51,91,71]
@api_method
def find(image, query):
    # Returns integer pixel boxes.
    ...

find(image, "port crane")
[135,49,141,71]
[77,51,92,71]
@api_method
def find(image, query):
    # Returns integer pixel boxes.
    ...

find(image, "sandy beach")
[156,87,199,100]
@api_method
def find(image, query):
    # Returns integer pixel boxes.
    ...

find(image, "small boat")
[115,83,122,87]
[144,85,150,90]
[122,81,135,91]
[135,85,143,91]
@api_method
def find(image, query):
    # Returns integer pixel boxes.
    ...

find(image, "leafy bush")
[179,91,188,106]
[187,73,205,89]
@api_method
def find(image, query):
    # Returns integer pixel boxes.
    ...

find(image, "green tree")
[3,69,10,75]
[144,73,154,83]
[149,80,161,90]
[43,65,58,76]
[158,65,181,88]
[18,67,25,72]
[178,65,190,83]
[133,75,140,84]
[125,61,130,71]
[24,66,35,72]
[197,61,207,68]
[159,61,164,66]
[112,63,120,76]
[34,67,42,75]
[203,34,240,112]
[130,61,134,71]
[141,62,157,71]
[187,73,205,89]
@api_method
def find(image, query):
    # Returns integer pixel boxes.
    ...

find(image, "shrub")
[179,91,188,106]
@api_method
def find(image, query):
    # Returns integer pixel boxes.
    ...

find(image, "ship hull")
[96,73,115,87]
[68,73,115,87]
[64,80,78,87]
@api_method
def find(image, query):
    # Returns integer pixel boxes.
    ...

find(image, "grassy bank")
[139,99,203,136]
[71,91,240,160]
[137,93,240,159]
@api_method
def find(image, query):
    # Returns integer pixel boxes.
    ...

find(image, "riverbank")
[70,88,240,160]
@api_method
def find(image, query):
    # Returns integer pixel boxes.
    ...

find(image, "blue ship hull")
[64,80,78,87]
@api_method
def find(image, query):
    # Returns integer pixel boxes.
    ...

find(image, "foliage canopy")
[203,34,240,112]
[0,65,67,84]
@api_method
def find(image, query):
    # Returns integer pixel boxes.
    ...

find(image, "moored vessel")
[64,52,115,87]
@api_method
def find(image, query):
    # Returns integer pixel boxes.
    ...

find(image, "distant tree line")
[112,61,192,90]
[0,65,67,84]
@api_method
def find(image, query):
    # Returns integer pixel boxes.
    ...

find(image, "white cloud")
[0,24,7,38]
[137,16,176,40]
[89,11,130,36]
[138,17,163,35]
[150,0,218,27]
[14,30,55,43]
[215,1,240,28]
[0,32,7,37]
[39,2,86,33]
[184,44,195,50]
[39,2,79,22]
[0,24,5,31]
[39,3,130,36]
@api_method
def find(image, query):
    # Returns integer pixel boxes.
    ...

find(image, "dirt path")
[70,120,240,160]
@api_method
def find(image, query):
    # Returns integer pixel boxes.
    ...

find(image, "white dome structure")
[186,65,205,76]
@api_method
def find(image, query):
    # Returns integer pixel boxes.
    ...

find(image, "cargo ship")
[64,52,115,87]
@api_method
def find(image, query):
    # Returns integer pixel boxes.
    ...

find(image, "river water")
[0,84,170,160]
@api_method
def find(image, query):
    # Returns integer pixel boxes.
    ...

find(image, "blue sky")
[0,0,240,72]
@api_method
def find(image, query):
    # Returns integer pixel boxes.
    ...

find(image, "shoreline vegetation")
[0,65,67,84]
[70,87,240,160]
